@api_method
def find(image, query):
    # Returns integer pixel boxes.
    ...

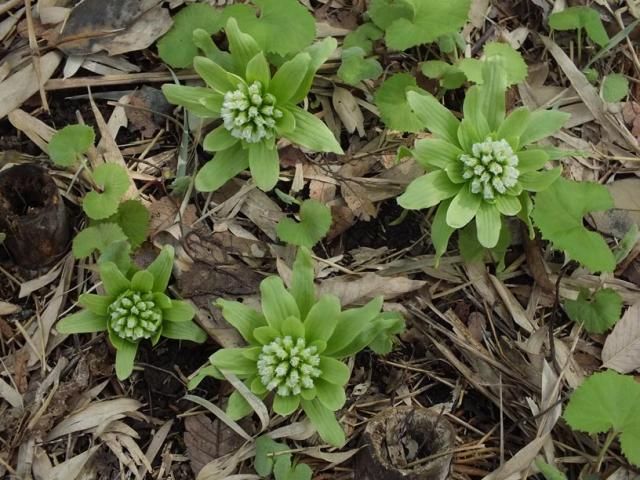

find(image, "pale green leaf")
[273,393,300,416]
[216,299,266,344]
[343,22,383,52]
[103,199,150,249]
[193,56,236,93]
[161,84,223,118]
[72,223,127,259]
[446,184,481,228]
[532,178,615,272]
[157,3,223,68]
[56,310,107,334]
[564,288,622,334]
[222,0,316,57]
[519,110,571,146]
[564,370,640,466]
[269,53,311,104]
[114,340,139,380]
[397,170,459,210]
[260,276,300,334]
[432,200,455,265]
[276,200,332,248]
[195,143,249,193]
[406,90,460,145]
[84,163,130,220]
[475,202,501,248]
[48,124,94,166]
[602,73,629,103]
[380,0,471,51]
[284,106,343,154]
[248,140,280,191]
[483,42,527,86]
[145,245,174,293]
[255,436,288,476]
[162,321,207,343]
[549,6,609,47]
[301,398,345,447]
[374,73,425,133]
[535,459,567,480]
[338,47,383,85]
[290,247,316,319]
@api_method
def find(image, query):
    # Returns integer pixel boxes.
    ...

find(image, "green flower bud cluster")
[257,336,321,397]
[460,137,520,200]
[108,290,162,342]
[221,81,283,144]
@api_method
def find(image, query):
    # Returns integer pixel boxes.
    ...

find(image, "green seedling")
[564,370,640,467]
[563,288,622,334]
[276,200,332,248]
[255,436,312,480]
[190,247,404,446]
[163,18,342,193]
[549,6,609,48]
[57,245,207,380]
[535,458,567,480]
[397,59,569,252]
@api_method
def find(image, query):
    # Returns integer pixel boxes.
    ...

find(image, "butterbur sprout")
[189,247,405,447]
[57,245,207,380]
[162,19,343,193]
[398,59,570,252]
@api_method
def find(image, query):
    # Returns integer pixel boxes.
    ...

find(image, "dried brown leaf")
[602,302,640,373]
[318,272,426,306]
[184,414,245,477]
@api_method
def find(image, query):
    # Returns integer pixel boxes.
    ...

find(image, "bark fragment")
[355,406,456,480]
[0,164,70,268]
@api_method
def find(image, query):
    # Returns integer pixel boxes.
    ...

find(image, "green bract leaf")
[48,124,95,167]
[532,178,615,273]
[338,47,383,85]
[301,398,346,447]
[290,247,316,319]
[374,73,426,133]
[602,73,629,103]
[564,288,622,334]
[157,3,223,68]
[72,223,127,259]
[284,106,343,154]
[84,163,130,220]
[56,309,107,334]
[371,0,470,51]
[564,370,640,466]
[115,340,138,380]
[162,84,223,118]
[276,200,332,248]
[549,6,609,47]
[195,143,249,193]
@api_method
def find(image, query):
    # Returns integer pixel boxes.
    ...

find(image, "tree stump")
[355,406,456,480]
[0,164,71,268]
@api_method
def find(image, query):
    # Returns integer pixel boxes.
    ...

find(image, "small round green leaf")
[48,124,95,167]
[276,200,332,248]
